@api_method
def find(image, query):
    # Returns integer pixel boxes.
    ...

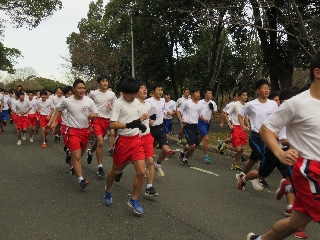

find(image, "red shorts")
[92,117,110,137]
[28,114,37,127]
[292,157,320,222]
[16,116,29,130]
[113,134,145,166]
[55,116,62,126]
[65,127,91,152]
[141,133,154,158]
[231,125,247,147]
[39,115,50,128]
[60,124,67,145]
[12,113,17,123]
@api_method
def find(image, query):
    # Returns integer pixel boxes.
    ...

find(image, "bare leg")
[131,160,146,200]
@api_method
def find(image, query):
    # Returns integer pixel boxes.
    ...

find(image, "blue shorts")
[198,119,211,137]
[0,110,8,121]
[164,119,173,134]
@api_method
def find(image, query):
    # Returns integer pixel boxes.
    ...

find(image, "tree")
[5,67,38,82]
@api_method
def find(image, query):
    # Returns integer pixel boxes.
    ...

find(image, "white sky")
[0,0,94,83]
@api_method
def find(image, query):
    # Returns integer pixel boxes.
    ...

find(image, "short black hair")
[97,74,109,83]
[203,88,212,95]
[139,80,146,87]
[150,82,162,92]
[120,76,140,94]
[237,89,247,97]
[163,90,171,95]
[232,90,239,97]
[15,91,24,98]
[190,86,200,94]
[310,50,320,82]
[268,91,279,100]
[63,86,73,95]
[73,79,85,88]
[254,78,270,90]
[55,86,63,92]
[279,89,295,102]
[40,90,47,96]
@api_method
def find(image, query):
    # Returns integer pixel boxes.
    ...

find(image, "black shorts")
[183,123,200,146]
[150,124,168,147]
[249,132,289,178]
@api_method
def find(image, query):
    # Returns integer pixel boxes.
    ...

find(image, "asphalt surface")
[0,124,318,240]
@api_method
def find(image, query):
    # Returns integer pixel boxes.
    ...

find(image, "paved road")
[0,124,318,240]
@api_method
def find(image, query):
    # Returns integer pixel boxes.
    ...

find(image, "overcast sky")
[1,0,95,83]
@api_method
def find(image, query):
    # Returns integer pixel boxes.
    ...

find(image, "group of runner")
[1,51,319,239]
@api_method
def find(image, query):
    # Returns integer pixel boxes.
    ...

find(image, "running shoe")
[217,139,222,149]
[179,150,185,162]
[86,149,92,164]
[104,191,112,206]
[17,140,21,146]
[127,199,144,214]
[285,208,292,216]
[10,119,13,124]
[219,143,227,155]
[154,164,164,177]
[204,155,211,164]
[57,136,61,142]
[181,160,190,167]
[251,179,264,191]
[65,151,71,164]
[247,233,260,240]
[35,128,38,134]
[145,187,159,196]
[259,179,270,188]
[79,179,89,189]
[240,155,247,162]
[97,167,105,177]
[237,172,246,190]
[42,143,46,148]
[108,148,114,157]
[54,136,58,143]
[231,164,242,171]
[69,168,76,176]
[293,231,307,239]
[168,150,175,157]
[177,137,183,147]
[276,179,290,200]
[21,133,26,140]
[115,171,123,182]
[30,137,34,142]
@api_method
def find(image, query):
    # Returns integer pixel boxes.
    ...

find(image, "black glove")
[139,124,147,133]
[150,114,157,121]
[126,119,141,128]
[208,102,214,110]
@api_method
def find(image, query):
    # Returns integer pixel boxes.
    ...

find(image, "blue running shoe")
[127,199,144,214]
[104,191,112,206]
[204,155,211,164]
[79,179,89,189]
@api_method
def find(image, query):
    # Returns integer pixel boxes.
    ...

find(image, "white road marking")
[190,167,219,176]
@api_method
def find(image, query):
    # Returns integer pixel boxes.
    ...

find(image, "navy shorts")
[183,123,200,146]
[0,110,8,121]
[164,119,173,134]
[198,119,210,137]
[150,124,168,147]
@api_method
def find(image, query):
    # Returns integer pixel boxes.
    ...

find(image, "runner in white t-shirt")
[51,87,65,143]
[103,77,149,215]
[163,90,176,139]
[27,91,38,142]
[86,75,117,177]
[11,91,32,145]
[176,89,190,146]
[237,79,278,191]
[51,79,98,190]
[247,52,320,240]
[177,87,202,167]
[198,88,217,164]
[224,90,248,171]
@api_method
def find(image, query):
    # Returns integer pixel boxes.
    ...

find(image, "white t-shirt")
[88,90,117,119]
[223,101,235,122]
[27,98,38,114]
[10,98,18,111]
[263,90,320,161]
[2,95,10,110]
[278,126,287,149]
[138,100,151,136]
[14,100,30,116]
[51,95,65,108]
[176,97,189,108]
[199,99,217,121]
[226,101,245,125]
[36,99,55,116]
[240,99,278,133]
[57,96,97,129]
[110,97,141,136]
[164,100,176,119]
[146,97,165,126]
[178,99,202,124]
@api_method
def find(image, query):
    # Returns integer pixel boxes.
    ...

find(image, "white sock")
[256,237,262,240]
[70,166,73,170]
[98,164,102,168]
[146,184,152,189]
[183,157,188,162]
[88,149,93,156]
[155,162,161,167]
[181,149,185,153]
[242,176,246,182]
[55,134,59,137]
[286,205,293,210]
[78,176,84,182]
[43,142,46,144]
[285,185,292,193]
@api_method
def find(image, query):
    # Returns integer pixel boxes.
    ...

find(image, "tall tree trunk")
[168,32,179,99]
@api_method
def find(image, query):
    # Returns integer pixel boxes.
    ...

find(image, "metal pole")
[130,12,135,78]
